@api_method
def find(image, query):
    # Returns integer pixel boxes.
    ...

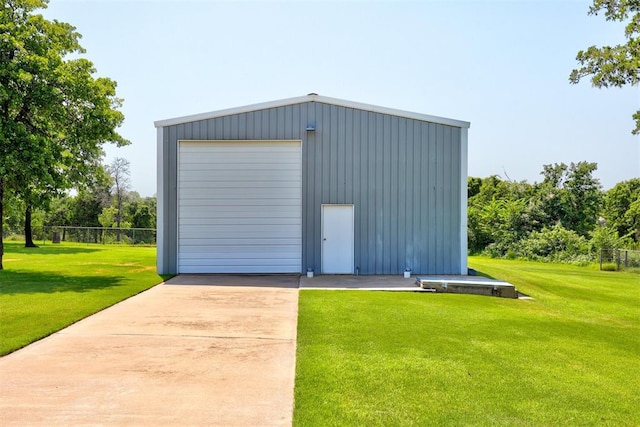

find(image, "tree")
[66,178,112,243]
[603,178,640,241]
[0,0,128,268]
[562,162,603,236]
[467,176,539,254]
[570,0,640,134]
[107,157,131,242]
[536,162,602,236]
[24,202,37,247]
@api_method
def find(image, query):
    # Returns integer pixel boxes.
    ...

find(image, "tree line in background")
[3,157,156,245]
[468,161,639,264]
[4,157,638,266]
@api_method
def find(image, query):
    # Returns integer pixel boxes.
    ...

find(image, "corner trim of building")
[156,127,165,275]
[460,127,469,274]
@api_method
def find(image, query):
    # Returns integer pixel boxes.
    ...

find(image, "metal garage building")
[155,94,470,276]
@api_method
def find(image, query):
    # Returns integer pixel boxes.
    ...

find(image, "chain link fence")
[44,226,156,245]
[599,249,640,272]
[2,226,158,245]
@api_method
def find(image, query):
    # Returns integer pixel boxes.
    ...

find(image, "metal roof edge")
[154,94,470,129]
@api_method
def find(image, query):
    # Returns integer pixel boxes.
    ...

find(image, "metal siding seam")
[345,108,354,205]
[374,113,384,274]
[321,104,330,204]
[271,109,279,139]
[231,114,239,137]
[211,117,220,139]
[390,116,400,273]
[368,112,377,274]
[404,120,413,271]
[358,111,368,273]
[238,114,246,140]
[305,104,314,269]
[382,114,391,274]
[443,126,453,273]
[351,109,360,269]
[314,102,323,270]
[285,105,298,139]
[197,121,204,139]
[304,103,323,271]
[169,126,180,274]
[452,128,460,273]
[452,128,459,273]
[299,104,308,271]
[222,116,230,139]
[204,119,212,139]
[190,122,197,140]
[412,121,422,273]
[453,127,460,273]
[397,118,407,271]
[306,104,315,269]
[424,123,434,273]
[298,133,303,273]
[277,107,285,139]
[260,110,268,139]
[305,104,313,272]
[427,123,436,273]
[330,105,339,202]
[337,106,346,204]
[436,124,445,273]
[361,111,368,272]
[247,112,255,140]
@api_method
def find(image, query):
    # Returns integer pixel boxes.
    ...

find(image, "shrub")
[590,226,627,253]
[516,224,589,262]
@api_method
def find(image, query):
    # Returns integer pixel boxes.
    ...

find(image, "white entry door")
[322,205,354,274]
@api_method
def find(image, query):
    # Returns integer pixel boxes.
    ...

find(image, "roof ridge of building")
[154,93,470,129]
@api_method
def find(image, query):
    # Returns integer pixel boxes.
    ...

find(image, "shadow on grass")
[4,243,100,256]
[0,269,126,294]
[470,269,499,281]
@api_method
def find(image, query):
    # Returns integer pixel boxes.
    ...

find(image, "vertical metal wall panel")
[164,126,178,274]
[158,101,464,275]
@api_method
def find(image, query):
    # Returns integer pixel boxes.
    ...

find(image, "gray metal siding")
[159,101,463,275]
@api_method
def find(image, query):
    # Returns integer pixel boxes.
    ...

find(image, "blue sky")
[43,0,639,196]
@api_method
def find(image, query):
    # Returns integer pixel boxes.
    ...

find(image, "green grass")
[294,257,640,426]
[0,241,166,355]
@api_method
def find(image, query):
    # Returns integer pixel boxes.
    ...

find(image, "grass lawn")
[0,241,165,356]
[294,257,639,426]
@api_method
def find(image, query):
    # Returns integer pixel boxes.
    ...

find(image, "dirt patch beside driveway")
[0,279,299,426]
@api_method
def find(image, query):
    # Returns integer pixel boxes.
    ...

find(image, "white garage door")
[178,140,302,273]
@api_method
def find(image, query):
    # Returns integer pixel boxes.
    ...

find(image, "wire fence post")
[624,250,628,268]
[599,249,603,271]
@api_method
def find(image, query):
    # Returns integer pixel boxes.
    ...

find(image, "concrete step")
[416,276,518,299]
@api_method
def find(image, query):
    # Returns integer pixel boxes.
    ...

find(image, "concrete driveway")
[0,275,299,426]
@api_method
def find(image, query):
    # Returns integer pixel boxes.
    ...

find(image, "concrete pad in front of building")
[300,274,425,291]
[0,280,299,426]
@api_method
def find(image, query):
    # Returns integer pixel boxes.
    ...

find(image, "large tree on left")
[0,0,128,269]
